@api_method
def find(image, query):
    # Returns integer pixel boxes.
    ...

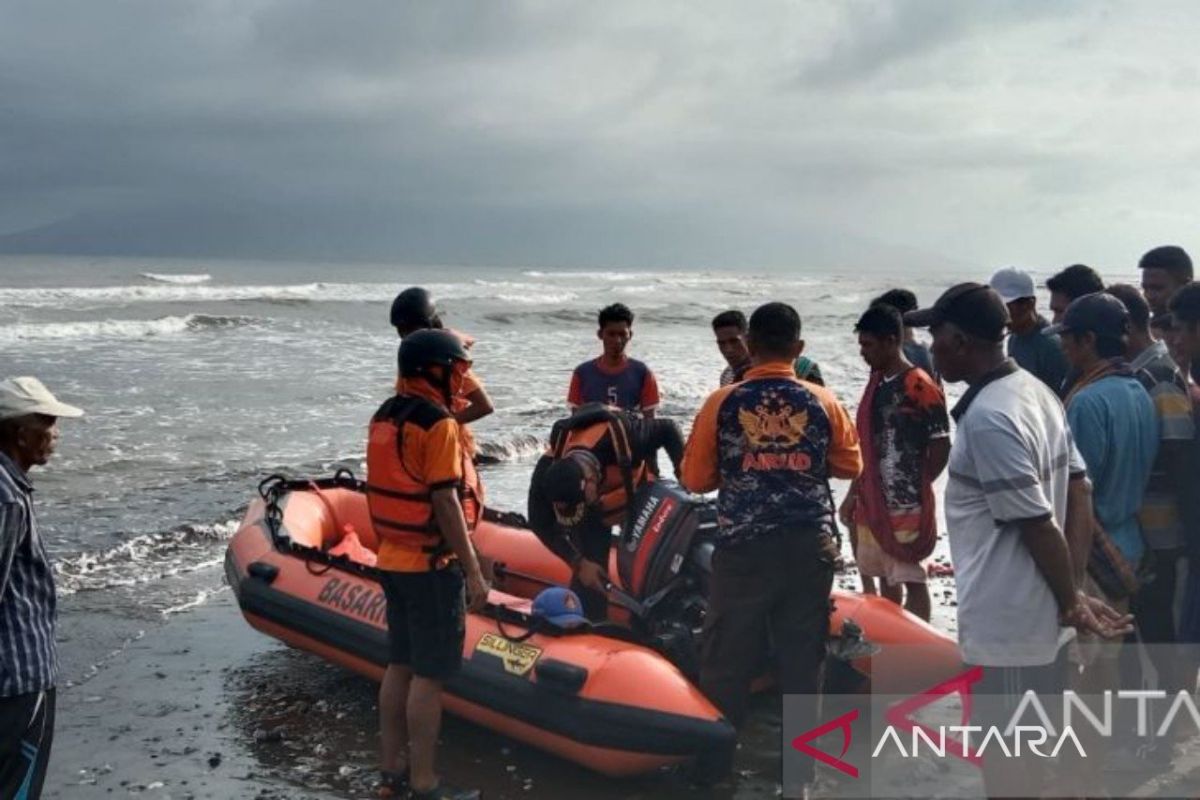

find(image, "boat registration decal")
[474,633,542,677]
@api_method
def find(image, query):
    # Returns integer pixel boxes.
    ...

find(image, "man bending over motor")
[528,404,684,620]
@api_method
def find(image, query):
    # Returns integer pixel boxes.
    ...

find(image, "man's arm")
[1019,512,1132,638]
[527,456,582,566]
[925,437,950,481]
[634,417,685,476]
[566,369,582,412]
[431,486,488,610]
[639,368,661,420]
[814,387,863,480]
[1017,515,1078,615]
[431,488,480,573]
[1064,473,1094,586]
[454,386,494,426]
[921,374,952,480]
[681,393,723,494]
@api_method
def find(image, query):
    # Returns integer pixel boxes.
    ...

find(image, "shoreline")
[44,563,1200,799]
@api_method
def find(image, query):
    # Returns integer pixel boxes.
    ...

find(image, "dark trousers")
[1132,548,1182,691]
[0,688,56,800]
[699,531,835,782]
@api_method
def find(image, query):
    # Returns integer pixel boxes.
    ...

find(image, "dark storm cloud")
[0,1,1197,268]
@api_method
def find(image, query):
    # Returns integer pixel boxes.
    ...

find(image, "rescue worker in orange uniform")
[369,329,489,800]
[390,286,494,460]
[682,302,862,792]
[527,403,684,619]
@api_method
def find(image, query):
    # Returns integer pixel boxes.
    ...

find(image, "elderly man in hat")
[0,377,83,800]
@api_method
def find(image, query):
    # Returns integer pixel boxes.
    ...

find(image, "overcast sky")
[1,1,1197,270]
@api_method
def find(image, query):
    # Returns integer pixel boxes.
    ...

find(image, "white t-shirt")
[946,367,1085,667]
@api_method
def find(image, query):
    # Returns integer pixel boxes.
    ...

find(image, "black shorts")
[380,566,466,679]
[0,688,56,800]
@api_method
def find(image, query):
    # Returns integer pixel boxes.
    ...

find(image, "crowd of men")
[5,245,1200,799]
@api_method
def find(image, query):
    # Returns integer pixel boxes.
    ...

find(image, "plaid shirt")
[0,452,57,696]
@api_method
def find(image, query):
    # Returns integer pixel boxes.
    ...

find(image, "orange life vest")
[366,396,481,559]
[548,406,647,526]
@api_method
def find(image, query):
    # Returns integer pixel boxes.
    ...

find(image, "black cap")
[398,329,471,377]
[1045,292,1129,339]
[390,287,437,329]
[903,283,1009,342]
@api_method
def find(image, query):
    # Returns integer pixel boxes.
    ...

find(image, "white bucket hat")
[0,377,84,420]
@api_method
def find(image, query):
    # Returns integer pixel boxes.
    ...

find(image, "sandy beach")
[42,559,1200,800]
[44,568,805,800]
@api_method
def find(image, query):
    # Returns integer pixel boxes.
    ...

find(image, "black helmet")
[390,287,436,330]
[398,329,471,377]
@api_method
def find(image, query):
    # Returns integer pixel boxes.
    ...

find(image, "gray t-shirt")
[946,367,1084,667]
[1007,317,1069,396]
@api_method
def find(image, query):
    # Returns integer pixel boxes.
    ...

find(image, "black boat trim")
[230,564,735,758]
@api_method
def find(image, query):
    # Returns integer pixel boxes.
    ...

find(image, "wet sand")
[45,571,807,799]
[44,563,1200,799]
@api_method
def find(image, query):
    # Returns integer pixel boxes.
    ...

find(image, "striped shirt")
[0,452,57,696]
[1130,340,1195,550]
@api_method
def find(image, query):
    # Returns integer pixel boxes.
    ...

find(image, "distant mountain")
[0,204,964,274]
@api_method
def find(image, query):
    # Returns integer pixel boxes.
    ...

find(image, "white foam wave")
[520,270,747,287]
[0,281,476,309]
[160,584,229,616]
[475,433,545,464]
[0,282,372,308]
[140,272,212,285]
[55,520,238,595]
[522,270,661,282]
[495,292,577,305]
[0,314,260,342]
[0,280,608,310]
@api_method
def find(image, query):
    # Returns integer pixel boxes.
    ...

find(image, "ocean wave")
[54,520,239,595]
[0,282,392,308]
[495,292,577,305]
[0,314,262,342]
[0,280,568,309]
[140,272,212,285]
[475,433,544,464]
[521,270,748,287]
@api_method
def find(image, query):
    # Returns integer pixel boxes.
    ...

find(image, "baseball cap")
[0,377,84,421]
[903,283,1010,342]
[989,267,1036,303]
[531,587,589,629]
[1045,292,1129,339]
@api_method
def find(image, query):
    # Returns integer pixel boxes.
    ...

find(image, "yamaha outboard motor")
[618,480,702,602]
[617,481,714,678]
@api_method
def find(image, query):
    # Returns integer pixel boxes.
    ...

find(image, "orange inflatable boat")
[226,473,961,776]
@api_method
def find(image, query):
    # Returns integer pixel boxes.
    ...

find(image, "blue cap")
[531,587,589,629]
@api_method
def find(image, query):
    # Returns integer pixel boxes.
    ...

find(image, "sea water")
[1,255,987,610]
